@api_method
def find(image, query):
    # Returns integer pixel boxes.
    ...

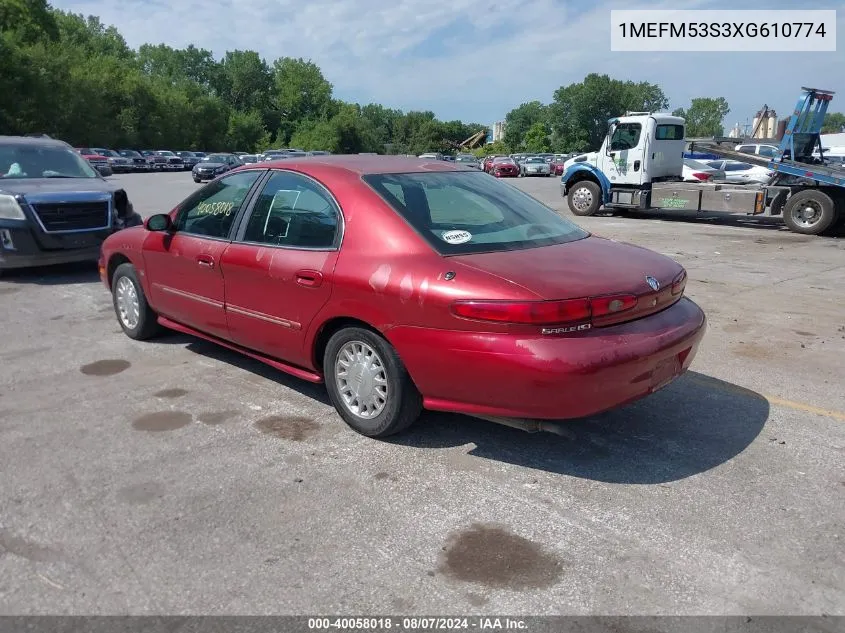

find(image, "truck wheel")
[111,263,161,340]
[323,327,422,438]
[782,190,838,235]
[567,180,602,216]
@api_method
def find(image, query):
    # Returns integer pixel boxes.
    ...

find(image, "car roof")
[0,135,73,149]
[251,155,476,175]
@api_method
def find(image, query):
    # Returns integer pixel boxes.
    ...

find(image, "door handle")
[296,269,323,287]
[196,255,215,269]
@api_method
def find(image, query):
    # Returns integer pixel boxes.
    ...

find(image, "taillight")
[671,270,687,295]
[692,172,711,181]
[451,294,637,325]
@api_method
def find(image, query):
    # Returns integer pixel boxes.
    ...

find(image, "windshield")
[455,156,476,162]
[118,150,141,158]
[194,152,206,157]
[493,157,514,164]
[179,151,195,157]
[526,158,545,164]
[0,144,99,179]
[363,171,589,255]
[205,154,231,162]
[156,151,175,156]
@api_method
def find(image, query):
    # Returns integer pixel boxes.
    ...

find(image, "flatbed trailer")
[561,88,845,236]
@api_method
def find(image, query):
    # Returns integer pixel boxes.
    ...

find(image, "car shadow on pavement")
[391,371,769,485]
[0,261,100,285]
[150,332,332,405]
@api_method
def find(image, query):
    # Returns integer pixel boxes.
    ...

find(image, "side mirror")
[146,213,172,232]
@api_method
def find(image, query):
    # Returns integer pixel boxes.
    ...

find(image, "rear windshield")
[362,171,589,255]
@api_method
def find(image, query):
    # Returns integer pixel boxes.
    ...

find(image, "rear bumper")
[387,297,707,420]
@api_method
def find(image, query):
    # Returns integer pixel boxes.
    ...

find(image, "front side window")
[724,163,751,172]
[610,123,641,151]
[0,144,98,179]
[363,171,588,255]
[175,170,263,238]
[737,145,756,154]
[758,146,776,157]
[241,170,340,249]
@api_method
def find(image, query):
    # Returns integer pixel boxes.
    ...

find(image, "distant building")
[492,121,506,143]
[728,123,743,138]
[752,109,778,139]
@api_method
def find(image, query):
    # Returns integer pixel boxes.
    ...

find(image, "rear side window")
[724,163,751,171]
[737,145,756,153]
[363,171,588,255]
[758,146,776,157]
[655,124,684,140]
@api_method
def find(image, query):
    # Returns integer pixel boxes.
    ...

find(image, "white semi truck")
[559,87,845,236]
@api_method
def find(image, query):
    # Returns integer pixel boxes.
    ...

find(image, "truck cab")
[565,113,685,189]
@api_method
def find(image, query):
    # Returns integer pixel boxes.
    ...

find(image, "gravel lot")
[1,171,843,615]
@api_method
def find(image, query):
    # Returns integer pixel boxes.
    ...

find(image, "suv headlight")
[0,194,26,220]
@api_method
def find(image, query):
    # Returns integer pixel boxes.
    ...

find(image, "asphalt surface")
[1,171,843,616]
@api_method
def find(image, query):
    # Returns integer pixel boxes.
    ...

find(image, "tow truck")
[560,87,845,236]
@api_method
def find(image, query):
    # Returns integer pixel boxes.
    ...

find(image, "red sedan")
[490,157,520,177]
[99,156,706,438]
[551,160,567,176]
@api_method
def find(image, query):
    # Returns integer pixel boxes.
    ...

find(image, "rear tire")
[782,189,838,235]
[111,263,161,340]
[323,327,422,438]
[567,180,602,216]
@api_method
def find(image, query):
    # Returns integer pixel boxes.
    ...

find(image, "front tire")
[782,189,838,235]
[111,263,161,340]
[567,179,602,216]
[324,327,422,438]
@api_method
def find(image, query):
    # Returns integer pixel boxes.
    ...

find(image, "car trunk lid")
[450,236,686,328]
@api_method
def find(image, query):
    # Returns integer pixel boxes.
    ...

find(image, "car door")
[220,169,342,367]
[602,122,643,185]
[142,169,265,339]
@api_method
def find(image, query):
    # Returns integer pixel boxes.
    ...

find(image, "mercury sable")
[98,156,706,437]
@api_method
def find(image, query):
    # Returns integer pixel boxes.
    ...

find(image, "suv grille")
[32,201,110,232]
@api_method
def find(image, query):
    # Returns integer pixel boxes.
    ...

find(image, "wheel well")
[564,172,600,195]
[106,253,131,289]
[312,317,380,371]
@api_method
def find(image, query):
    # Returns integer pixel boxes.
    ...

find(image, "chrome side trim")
[154,283,223,308]
[226,304,301,330]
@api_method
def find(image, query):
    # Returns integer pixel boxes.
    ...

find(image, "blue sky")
[53,0,844,130]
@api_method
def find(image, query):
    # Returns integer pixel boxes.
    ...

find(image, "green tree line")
[0,0,487,154]
[493,73,845,156]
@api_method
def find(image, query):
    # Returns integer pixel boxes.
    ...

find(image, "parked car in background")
[308,150,331,156]
[98,155,705,438]
[705,159,773,184]
[682,159,726,182]
[192,153,243,182]
[735,143,779,158]
[140,150,167,170]
[482,156,496,173]
[491,156,519,178]
[521,156,552,177]
[117,149,150,172]
[455,154,480,169]
[551,158,567,176]
[419,153,443,160]
[177,151,201,170]
[154,151,184,171]
[0,135,141,272]
[193,152,207,160]
[240,154,260,164]
[93,148,133,173]
[76,147,112,176]
[262,150,289,162]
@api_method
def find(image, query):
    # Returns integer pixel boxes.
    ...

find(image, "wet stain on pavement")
[132,411,192,432]
[80,359,131,376]
[49,315,64,321]
[254,415,319,441]
[1,346,52,361]
[732,342,773,361]
[374,472,391,480]
[0,528,62,563]
[438,523,563,590]
[117,482,165,504]
[154,388,189,399]
[0,287,20,296]
[466,593,489,607]
[199,410,239,425]
[794,331,816,337]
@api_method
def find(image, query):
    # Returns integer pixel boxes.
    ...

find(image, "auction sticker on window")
[442,230,472,244]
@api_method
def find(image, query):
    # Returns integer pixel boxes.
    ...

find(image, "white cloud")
[54,0,844,128]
